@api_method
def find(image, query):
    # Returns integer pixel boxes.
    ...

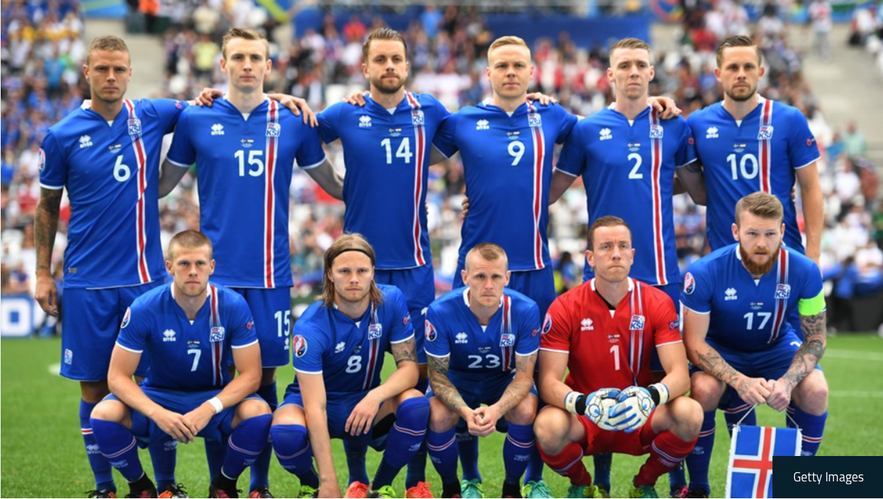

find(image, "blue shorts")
[106,386,261,442]
[691,331,822,381]
[453,265,554,318]
[62,280,165,381]
[375,264,435,365]
[650,282,681,372]
[281,390,389,449]
[426,370,538,409]
[230,287,292,368]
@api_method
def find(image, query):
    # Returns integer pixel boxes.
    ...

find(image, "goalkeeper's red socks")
[537,441,592,486]
[635,430,697,487]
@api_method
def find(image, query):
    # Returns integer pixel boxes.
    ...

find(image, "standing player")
[547,38,704,496]
[159,28,343,498]
[432,36,579,497]
[316,27,448,497]
[89,230,271,498]
[269,234,430,499]
[680,192,828,497]
[35,35,194,498]
[684,33,824,463]
[535,216,702,498]
[423,243,540,499]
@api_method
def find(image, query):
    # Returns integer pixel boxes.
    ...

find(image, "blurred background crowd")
[3,0,883,335]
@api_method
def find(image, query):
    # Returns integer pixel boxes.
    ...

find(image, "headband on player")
[334,248,375,265]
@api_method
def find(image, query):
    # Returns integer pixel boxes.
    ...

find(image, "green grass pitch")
[2,335,882,497]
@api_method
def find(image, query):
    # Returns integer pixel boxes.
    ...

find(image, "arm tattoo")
[694,346,745,391]
[495,352,537,416]
[784,311,827,387]
[428,355,468,412]
[391,337,417,365]
[35,188,63,273]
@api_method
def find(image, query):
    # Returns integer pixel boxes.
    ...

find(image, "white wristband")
[649,382,670,406]
[208,397,223,414]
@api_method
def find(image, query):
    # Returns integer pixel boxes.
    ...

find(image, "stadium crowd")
[1,1,881,331]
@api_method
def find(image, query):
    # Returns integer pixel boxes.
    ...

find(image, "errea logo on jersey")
[476,120,490,130]
[211,123,224,136]
[706,127,719,139]
[162,329,177,342]
[725,288,738,301]
[455,332,468,344]
[599,128,612,141]
[581,318,594,331]
[359,115,372,128]
[335,341,346,353]
[78,135,93,148]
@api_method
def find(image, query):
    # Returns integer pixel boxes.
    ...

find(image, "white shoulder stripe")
[116,343,143,354]
[166,157,191,168]
[794,156,821,170]
[232,339,260,349]
[681,304,710,315]
[655,340,684,347]
[298,156,327,170]
[539,347,570,353]
[39,182,64,190]
[390,332,416,344]
[516,347,540,357]
[554,167,579,178]
[424,351,451,358]
[294,368,323,374]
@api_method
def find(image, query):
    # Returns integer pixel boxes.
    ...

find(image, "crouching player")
[90,230,271,498]
[270,234,429,498]
[681,192,828,497]
[423,243,540,498]
[534,217,702,498]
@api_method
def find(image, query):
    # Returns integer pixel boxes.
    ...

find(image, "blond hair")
[610,37,652,63]
[221,28,269,59]
[735,192,784,226]
[86,36,129,64]
[487,36,530,62]
[465,243,508,271]
[168,230,213,260]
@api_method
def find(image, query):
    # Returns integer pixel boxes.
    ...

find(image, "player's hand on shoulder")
[194,87,223,107]
[766,378,794,412]
[268,93,318,127]
[461,196,470,218]
[608,386,655,433]
[152,409,197,443]
[648,96,682,119]
[35,274,58,316]
[734,376,773,406]
[526,92,558,106]
[341,90,369,107]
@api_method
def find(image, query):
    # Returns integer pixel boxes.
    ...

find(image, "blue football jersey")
[116,282,258,390]
[687,97,820,252]
[424,287,540,375]
[680,244,823,352]
[289,284,414,397]
[317,93,448,269]
[556,105,696,286]
[434,101,578,271]
[39,99,187,288]
[167,97,326,288]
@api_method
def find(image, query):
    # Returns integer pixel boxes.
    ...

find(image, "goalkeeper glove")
[565,388,621,428]
[608,383,669,433]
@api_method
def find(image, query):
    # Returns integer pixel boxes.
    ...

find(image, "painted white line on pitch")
[830,391,883,398]
[47,363,61,375]
[823,350,883,362]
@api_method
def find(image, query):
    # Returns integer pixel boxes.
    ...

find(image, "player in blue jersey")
[159,28,343,498]
[547,38,705,497]
[34,36,195,498]
[89,230,272,498]
[681,193,828,497]
[686,36,823,265]
[269,234,430,499]
[685,34,825,465]
[320,27,457,497]
[423,243,541,499]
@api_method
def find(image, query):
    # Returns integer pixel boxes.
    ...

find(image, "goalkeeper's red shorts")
[576,408,659,456]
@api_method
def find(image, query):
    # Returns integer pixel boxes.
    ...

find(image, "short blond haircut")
[487,36,530,62]
[87,36,129,65]
[168,230,213,260]
[221,28,269,59]
[610,37,652,63]
[735,192,784,226]
[465,243,508,271]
